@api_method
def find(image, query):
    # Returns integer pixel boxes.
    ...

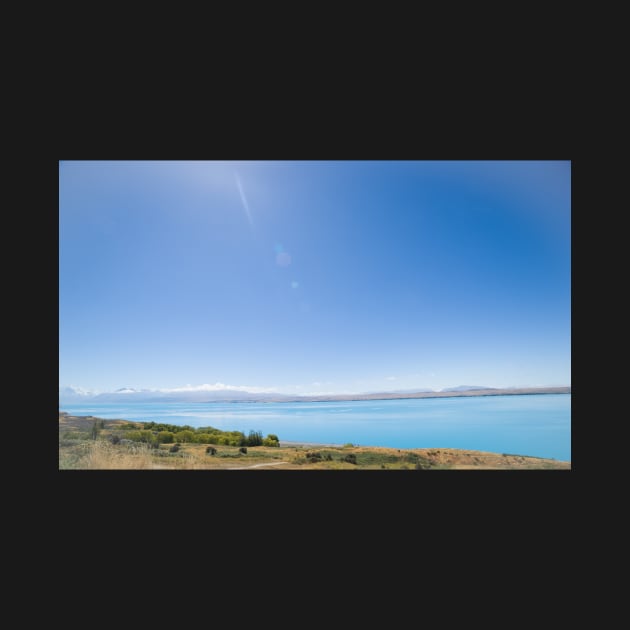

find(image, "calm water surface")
[61,394,571,461]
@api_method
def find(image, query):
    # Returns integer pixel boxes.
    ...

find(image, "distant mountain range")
[59,385,571,405]
[441,385,493,392]
[59,386,271,403]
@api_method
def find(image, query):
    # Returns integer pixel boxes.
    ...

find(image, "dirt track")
[225,461,289,470]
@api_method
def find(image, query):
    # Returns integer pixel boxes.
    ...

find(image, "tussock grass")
[80,441,154,469]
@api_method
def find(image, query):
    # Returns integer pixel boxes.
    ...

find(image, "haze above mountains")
[59,384,570,405]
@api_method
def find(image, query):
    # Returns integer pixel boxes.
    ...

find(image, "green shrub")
[351,452,400,466]
[342,453,357,465]
[125,430,154,443]
[169,443,180,453]
[306,452,323,464]
[176,430,195,443]
[263,435,280,447]
[62,431,91,440]
[157,431,175,443]
[194,433,214,444]
[206,446,217,455]
[239,447,248,454]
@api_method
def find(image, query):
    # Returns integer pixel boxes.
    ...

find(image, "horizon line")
[59,383,572,397]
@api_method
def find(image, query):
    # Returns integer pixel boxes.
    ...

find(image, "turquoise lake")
[60,393,571,461]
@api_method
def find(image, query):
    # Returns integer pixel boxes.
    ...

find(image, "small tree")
[247,430,263,446]
[263,434,280,447]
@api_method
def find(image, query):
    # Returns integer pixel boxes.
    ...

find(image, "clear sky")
[59,160,571,395]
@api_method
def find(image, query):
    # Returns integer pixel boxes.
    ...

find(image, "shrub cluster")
[121,422,280,448]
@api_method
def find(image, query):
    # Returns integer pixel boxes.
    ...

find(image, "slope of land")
[59,413,570,470]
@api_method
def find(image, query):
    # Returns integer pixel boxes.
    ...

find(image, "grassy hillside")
[59,412,571,470]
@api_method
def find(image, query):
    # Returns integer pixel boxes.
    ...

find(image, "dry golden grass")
[66,441,282,470]
[62,440,570,470]
[80,441,154,469]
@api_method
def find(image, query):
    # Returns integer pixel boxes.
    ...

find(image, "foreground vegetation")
[59,413,571,470]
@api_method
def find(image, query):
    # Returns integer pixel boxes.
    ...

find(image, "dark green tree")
[247,430,263,447]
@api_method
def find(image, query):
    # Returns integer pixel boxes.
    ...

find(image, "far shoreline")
[60,386,571,406]
[266,388,571,404]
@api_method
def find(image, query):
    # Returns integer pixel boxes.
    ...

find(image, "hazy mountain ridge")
[59,385,571,405]
[441,385,495,392]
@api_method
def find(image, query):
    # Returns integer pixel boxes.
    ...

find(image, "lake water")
[60,393,571,461]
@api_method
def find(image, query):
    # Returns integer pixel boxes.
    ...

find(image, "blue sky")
[59,160,571,395]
